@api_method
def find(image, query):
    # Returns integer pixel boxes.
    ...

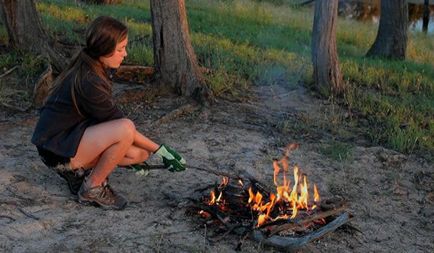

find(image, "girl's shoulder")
[83,69,106,83]
[81,70,112,95]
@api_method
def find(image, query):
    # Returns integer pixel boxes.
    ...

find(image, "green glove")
[154,144,186,172]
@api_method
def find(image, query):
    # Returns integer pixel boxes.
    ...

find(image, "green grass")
[0,52,46,84]
[0,25,8,45]
[319,141,354,162]
[0,0,432,159]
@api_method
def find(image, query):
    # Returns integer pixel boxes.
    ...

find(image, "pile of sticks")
[142,164,351,250]
[189,179,351,251]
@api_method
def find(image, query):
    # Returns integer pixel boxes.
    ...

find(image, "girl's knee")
[117,118,135,142]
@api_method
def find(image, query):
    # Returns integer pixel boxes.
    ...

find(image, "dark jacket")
[31,69,123,158]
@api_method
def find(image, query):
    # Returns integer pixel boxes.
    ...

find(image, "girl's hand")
[155,144,186,172]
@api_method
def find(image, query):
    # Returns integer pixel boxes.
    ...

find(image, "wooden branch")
[0,65,18,78]
[17,207,40,220]
[209,223,246,242]
[0,215,16,222]
[114,65,154,84]
[0,102,31,112]
[195,205,233,230]
[298,0,315,6]
[140,164,241,180]
[268,205,347,236]
[152,103,198,126]
[117,65,154,74]
[252,212,350,251]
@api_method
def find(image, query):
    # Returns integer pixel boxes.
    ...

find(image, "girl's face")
[99,37,128,69]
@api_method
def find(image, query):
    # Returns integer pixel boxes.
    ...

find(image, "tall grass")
[0,0,432,158]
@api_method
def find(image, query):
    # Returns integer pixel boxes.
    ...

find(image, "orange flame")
[207,144,321,227]
[314,184,320,202]
[238,179,244,186]
[208,190,216,205]
[247,150,321,226]
[220,177,229,187]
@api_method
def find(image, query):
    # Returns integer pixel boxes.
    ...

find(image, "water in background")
[337,0,434,34]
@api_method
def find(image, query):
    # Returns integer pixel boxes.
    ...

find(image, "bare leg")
[70,119,136,187]
[115,130,159,166]
[119,145,151,166]
[133,131,159,153]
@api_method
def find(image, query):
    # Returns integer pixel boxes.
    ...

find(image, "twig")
[152,104,198,126]
[236,232,251,251]
[143,164,241,180]
[0,215,16,222]
[209,223,246,243]
[299,0,315,6]
[195,205,236,231]
[204,223,207,246]
[0,102,31,112]
[140,164,273,196]
[17,207,40,220]
[0,66,18,78]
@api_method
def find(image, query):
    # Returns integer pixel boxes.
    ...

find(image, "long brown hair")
[48,16,128,115]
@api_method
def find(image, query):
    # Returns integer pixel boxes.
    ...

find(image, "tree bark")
[150,0,212,103]
[311,0,344,96]
[422,0,430,33]
[0,0,66,72]
[366,0,408,59]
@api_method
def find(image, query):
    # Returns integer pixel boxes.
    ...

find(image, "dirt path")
[0,82,432,252]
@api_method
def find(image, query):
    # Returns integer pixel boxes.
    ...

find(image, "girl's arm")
[134,131,159,152]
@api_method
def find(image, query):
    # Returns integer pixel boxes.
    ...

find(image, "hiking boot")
[78,180,128,210]
[56,169,91,195]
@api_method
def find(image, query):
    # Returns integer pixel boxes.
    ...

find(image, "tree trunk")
[150,0,212,103]
[311,0,344,96]
[0,0,66,72]
[366,0,408,59]
[422,0,430,33]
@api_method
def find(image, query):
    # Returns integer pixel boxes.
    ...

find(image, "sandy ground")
[0,82,433,252]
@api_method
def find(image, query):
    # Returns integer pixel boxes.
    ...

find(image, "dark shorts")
[37,147,70,168]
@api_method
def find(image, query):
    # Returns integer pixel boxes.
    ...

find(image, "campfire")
[188,144,351,251]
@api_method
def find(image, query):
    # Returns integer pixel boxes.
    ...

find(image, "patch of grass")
[126,42,153,65]
[37,0,154,63]
[319,141,354,162]
[192,32,308,89]
[341,55,433,157]
[0,52,46,82]
[188,0,312,54]
[204,68,249,97]
[0,53,19,71]
[0,25,8,45]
